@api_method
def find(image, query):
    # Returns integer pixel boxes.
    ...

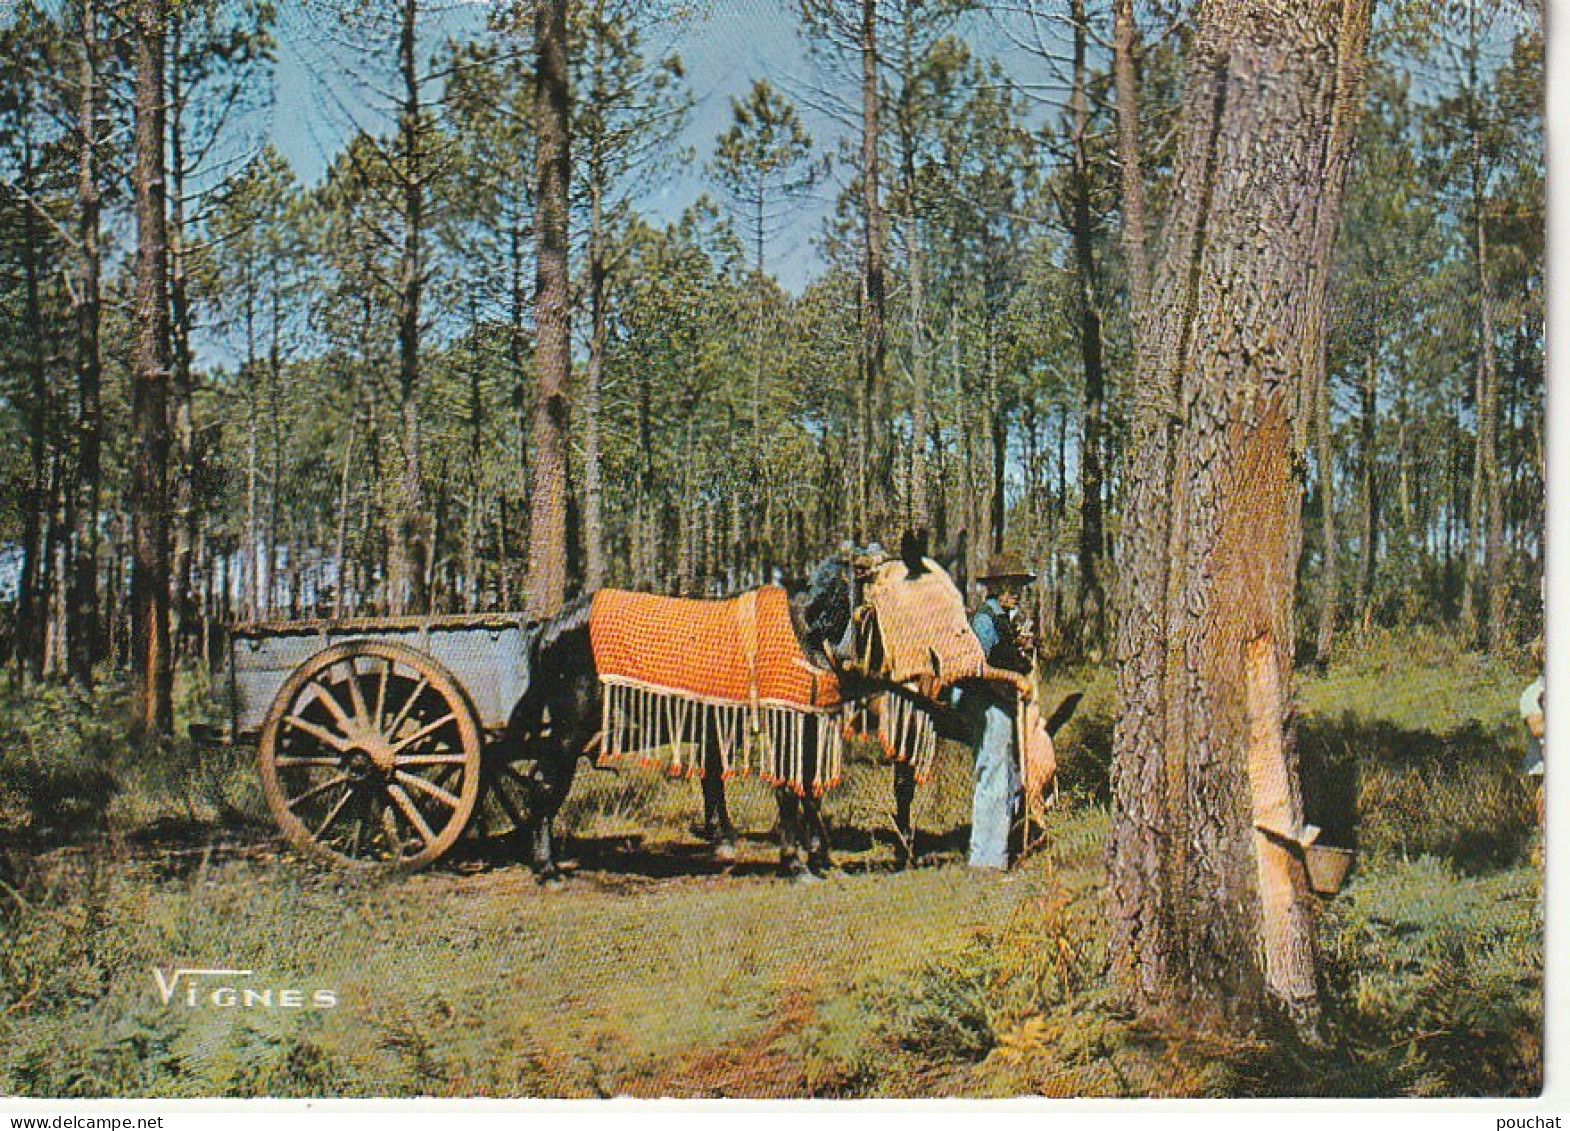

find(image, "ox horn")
[900,528,930,576]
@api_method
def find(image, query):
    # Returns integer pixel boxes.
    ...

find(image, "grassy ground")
[0,628,1543,1097]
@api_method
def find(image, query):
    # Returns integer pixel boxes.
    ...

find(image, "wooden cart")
[229,614,543,872]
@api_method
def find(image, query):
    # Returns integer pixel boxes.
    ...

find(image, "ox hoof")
[785,868,824,886]
[713,841,739,863]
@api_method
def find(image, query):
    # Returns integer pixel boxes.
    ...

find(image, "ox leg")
[802,790,832,875]
[699,748,739,861]
[527,744,579,885]
[892,760,918,868]
[775,788,818,882]
[528,815,559,883]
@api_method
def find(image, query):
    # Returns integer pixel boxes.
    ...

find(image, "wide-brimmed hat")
[977,552,1037,585]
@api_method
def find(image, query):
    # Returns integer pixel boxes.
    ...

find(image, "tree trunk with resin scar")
[1109,0,1373,1036]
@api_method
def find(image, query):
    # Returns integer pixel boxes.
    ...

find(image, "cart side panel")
[416,623,532,731]
[231,631,332,739]
[230,618,533,739]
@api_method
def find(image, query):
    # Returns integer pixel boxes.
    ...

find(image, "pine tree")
[528,0,573,617]
[129,0,174,742]
[1109,0,1372,1035]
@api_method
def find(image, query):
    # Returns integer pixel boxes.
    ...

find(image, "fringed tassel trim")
[878,693,940,784]
[597,676,838,795]
[812,712,844,797]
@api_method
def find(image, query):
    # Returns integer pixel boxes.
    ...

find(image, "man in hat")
[966,553,1038,870]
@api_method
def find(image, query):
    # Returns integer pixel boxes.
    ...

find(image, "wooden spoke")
[342,654,370,726]
[259,640,482,872]
[378,800,402,853]
[390,712,457,755]
[281,716,351,752]
[288,773,351,808]
[313,784,356,838]
[397,770,461,810]
[274,754,343,768]
[396,752,471,766]
[386,781,437,847]
[385,674,430,740]
[424,762,463,791]
[473,756,539,840]
[303,679,354,730]
[489,775,528,830]
[374,657,391,730]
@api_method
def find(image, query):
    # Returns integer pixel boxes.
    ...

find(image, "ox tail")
[1043,690,1083,737]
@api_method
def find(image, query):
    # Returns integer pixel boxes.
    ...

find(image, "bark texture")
[1113,0,1149,325]
[1109,0,1372,1034]
[15,113,46,681]
[1313,362,1338,664]
[69,0,103,688]
[168,4,197,653]
[1069,0,1107,650]
[582,4,608,592]
[1460,150,1501,646]
[860,0,888,534]
[392,0,430,615]
[130,0,173,741]
[528,0,572,617]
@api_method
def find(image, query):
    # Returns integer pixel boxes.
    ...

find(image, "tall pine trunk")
[986,335,1005,555]
[243,382,259,620]
[43,456,70,677]
[1313,364,1338,663]
[908,219,929,530]
[168,5,198,657]
[333,420,355,618]
[463,317,484,610]
[1109,0,1371,1036]
[130,0,174,742]
[1069,0,1107,650]
[528,0,571,618]
[580,0,618,593]
[15,121,47,683]
[860,0,888,534]
[1456,0,1501,649]
[69,0,104,688]
[583,155,607,591]
[1356,349,1378,627]
[1473,201,1503,648]
[1113,0,1150,322]
[266,291,284,617]
[635,364,656,588]
[896,4,928,530]
[391,0,429,615]
[507,215,530,560]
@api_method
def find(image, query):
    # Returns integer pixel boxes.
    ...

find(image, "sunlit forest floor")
[0,629,1542,1097]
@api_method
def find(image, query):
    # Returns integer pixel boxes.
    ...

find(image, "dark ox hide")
[503,541,955,883]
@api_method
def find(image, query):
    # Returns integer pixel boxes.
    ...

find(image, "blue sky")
[264,1,1069,293]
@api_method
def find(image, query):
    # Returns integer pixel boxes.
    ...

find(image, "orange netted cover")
[861,557,986,688]
[589,586,842,710]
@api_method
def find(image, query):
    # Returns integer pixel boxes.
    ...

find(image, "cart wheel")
[258,640,482,871]
[474,744,543,842]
